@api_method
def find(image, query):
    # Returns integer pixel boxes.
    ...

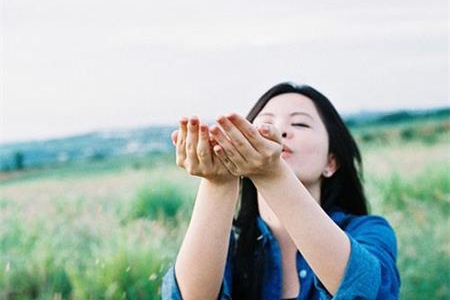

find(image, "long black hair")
[231,82,368,299]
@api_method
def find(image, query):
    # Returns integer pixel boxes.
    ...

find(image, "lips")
[281,145,293,153]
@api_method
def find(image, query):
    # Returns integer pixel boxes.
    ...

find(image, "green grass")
[371,164,450,299]
[377,164,449,211]
[0,184,188,299]
[70,246,166,299]
[350,118,449,146]
[127,180,191,223]
[0,160,196,299]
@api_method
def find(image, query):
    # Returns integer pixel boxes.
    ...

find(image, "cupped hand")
[210,113,283,178]
[171,116,236,184]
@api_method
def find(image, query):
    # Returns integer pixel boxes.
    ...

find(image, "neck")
[306,180,322,205]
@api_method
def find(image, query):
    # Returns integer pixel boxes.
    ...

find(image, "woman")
[162,82,400,300]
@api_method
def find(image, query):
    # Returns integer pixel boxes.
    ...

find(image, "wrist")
[250,159,289,184]
[202,176,239,190]
[199,177,240,206]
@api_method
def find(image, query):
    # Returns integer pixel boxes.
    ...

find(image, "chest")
[282,270,300,298]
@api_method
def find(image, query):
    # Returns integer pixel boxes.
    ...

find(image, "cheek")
[294,134,329,169]
[297,133,328,157]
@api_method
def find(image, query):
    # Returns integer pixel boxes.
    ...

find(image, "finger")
[209,134,219,163]
[209,135,218,147]
[171,130,178,146]
[225,113,270,150]
[210,124,246,167]
[213,144,238,176]
[256,123,282,144]
[186,116,200,166]
[216,115,258,160]
[176,118,188,167]
[197,123,213,166]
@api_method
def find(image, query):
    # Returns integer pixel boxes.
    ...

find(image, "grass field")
[0,119,449,300]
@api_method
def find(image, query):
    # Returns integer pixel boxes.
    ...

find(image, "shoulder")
[329,208,395,233]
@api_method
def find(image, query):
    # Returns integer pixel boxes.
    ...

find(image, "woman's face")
[253,93,336,187]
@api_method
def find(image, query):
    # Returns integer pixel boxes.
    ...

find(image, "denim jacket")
[162,208,401,299]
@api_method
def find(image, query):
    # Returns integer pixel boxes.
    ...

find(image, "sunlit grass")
[369,163,449,299]
[127,180,191,223]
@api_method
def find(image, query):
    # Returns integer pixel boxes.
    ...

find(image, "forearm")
[252,161,350,295]
[175,178,239,300]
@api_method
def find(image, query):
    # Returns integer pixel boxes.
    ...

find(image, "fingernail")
[210,126,218,135]
[260,124,269,133]
[226,113,235,120]
[190,118,198,126]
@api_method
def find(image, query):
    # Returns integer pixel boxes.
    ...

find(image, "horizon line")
[1,105,448,146]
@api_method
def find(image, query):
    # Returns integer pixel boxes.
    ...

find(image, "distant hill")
[1,107,448,171]
[344,107,449,127]
[0,126,176,171]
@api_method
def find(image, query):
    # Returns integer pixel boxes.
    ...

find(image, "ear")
[322,153,339,178]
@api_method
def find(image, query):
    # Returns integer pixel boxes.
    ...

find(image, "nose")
[281,129,294,139]
[275,121,291,139]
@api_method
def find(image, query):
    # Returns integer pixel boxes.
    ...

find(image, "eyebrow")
[257,112,314,120]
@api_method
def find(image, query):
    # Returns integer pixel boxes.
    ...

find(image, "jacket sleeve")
[161,233,234,300]
[314,215,401,300]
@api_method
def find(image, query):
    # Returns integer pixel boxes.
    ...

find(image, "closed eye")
[292,123,309,128]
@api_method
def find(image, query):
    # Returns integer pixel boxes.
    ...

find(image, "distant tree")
[378,111,413,124]
[89,151,106,161]
[400,127,416,141]
[360,132,375,143]
[14,151,25,170]
[344,118,357,127]
[1,163,11,172]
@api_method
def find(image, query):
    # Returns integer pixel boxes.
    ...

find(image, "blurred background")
[0,0,449,299]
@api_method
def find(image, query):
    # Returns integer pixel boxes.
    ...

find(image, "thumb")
[171,130,179,146]
[256,124,282,144]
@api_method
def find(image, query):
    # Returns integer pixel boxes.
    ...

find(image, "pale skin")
[171,93,350,299]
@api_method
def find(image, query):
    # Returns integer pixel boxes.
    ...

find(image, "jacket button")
[299,270,307,278]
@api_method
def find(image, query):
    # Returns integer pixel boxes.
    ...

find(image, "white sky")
[0,0,449,143]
